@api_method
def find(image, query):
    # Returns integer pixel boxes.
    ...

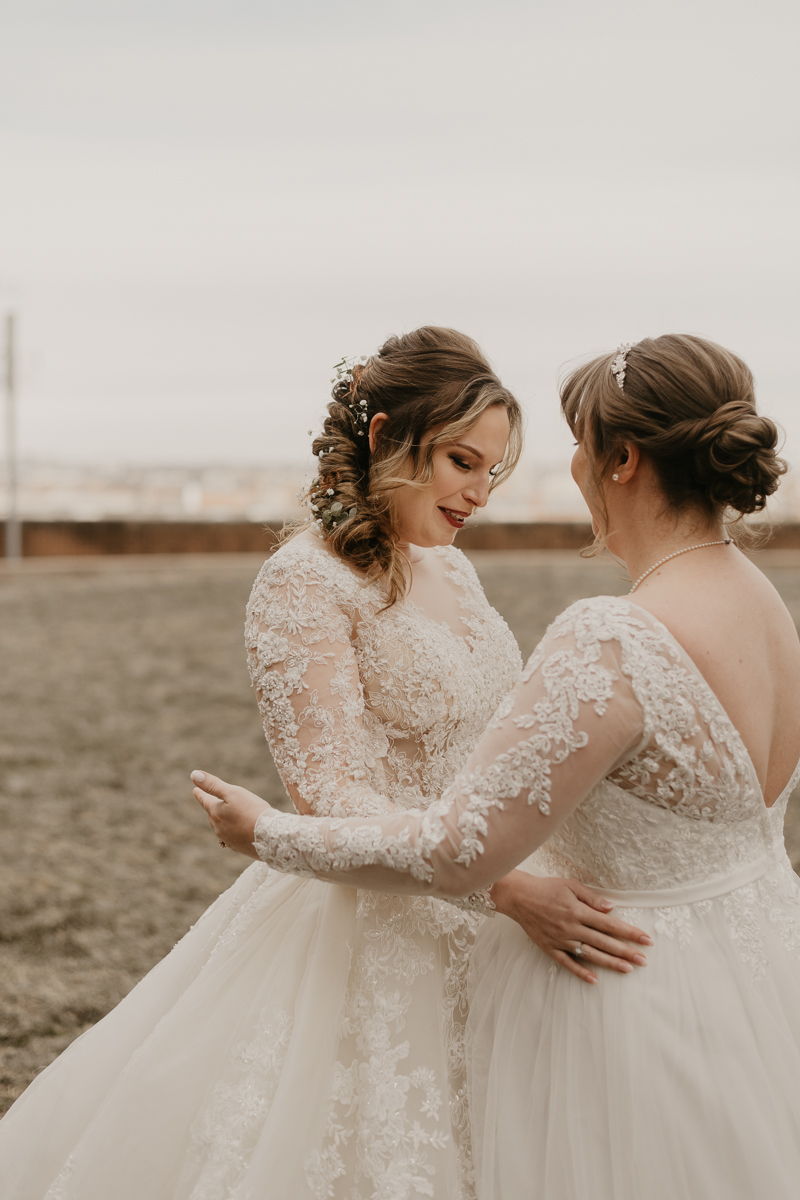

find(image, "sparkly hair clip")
[332,354,370,434]
[610,343,633,390]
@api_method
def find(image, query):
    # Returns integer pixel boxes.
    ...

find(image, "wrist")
[489,873,518,918]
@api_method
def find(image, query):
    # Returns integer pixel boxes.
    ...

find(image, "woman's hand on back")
[489,871,652,985]
[190,772,655,983]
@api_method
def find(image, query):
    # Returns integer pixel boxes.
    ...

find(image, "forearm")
[253,806,439,893]
[192,772,504,902]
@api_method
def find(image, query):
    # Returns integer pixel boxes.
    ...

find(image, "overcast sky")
[1,0,798,470]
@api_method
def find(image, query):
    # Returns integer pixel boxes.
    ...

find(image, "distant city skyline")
[1,0,798,471]
[4,458,800,526]
[0,458,591,523]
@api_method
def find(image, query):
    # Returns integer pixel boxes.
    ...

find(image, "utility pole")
[5,312,21,559]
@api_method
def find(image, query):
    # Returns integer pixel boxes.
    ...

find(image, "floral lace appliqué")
[188,1009,293,1199]
[245,540,521,1198]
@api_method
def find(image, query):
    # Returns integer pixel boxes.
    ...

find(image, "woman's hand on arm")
[489,871,652,986]
[191,771,268,860]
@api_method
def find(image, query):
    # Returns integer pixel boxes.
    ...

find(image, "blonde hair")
[561,334,787,545]
[284,326,523,605]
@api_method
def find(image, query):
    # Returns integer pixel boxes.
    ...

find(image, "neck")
[395,540,425,566]
[608,512,726,587]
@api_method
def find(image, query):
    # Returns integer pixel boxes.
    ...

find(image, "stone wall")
[1,519,799,556]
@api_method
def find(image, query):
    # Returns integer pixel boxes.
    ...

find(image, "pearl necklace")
[629,539,732,594]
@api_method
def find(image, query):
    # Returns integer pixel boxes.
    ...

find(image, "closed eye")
[449,455,471,470]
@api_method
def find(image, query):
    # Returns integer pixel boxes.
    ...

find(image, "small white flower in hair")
[332,353,372,415]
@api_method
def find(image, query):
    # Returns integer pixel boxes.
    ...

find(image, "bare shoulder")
[637,551,799,665]
[630,550,800,778]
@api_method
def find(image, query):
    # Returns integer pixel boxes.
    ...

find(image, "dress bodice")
[245,536,522,817]
[251,595,800,908]
[530,598,800,892]
[531,777,794,894]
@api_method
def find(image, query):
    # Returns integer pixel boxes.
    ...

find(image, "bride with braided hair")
[196,333,800,1199]
[0,326,651,1199]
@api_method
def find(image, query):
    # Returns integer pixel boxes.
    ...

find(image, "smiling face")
[390,404,511,548]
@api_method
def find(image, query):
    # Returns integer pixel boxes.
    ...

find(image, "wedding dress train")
[0,539,521,1200]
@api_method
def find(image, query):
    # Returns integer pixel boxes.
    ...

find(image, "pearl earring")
[612,473,620,481]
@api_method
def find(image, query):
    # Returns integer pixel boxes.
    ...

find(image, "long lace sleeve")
[252,598,648,896]
[245,551,394,817]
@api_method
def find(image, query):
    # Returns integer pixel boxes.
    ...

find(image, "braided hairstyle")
[284,326,523,606]
[561,333,787,534]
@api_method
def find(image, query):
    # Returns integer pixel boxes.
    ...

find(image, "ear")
[614,442,640,485]
[368,412,389,455]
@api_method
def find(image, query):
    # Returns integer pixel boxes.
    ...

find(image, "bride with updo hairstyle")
[561,332,786,538]
[0,325,653,1200]
[196,332,800,1199]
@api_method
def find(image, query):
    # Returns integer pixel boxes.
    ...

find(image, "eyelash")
[449,455,500,477]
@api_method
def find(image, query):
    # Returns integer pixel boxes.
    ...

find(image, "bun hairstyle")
[561,333,787,532]
[287,326,522,606]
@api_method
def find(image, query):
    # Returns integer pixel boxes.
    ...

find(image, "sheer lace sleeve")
[252,598,647,896]
[245,547,394,817]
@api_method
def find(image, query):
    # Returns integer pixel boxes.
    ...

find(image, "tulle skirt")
[467,853,800,1200]
[0,863,477,1199]
[6,850,798,1200]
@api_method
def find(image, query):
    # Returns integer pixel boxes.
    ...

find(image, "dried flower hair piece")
[331,354,368,388]
[299,473,358,533]
[317,500,358,531]
[332,353,370,433]
[610,343,633,390]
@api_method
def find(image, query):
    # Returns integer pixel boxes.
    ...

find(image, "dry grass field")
[1,549,799,1113]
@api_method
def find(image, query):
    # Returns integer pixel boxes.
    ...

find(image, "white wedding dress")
[0,538,521,1200]
[248,596,800,1200]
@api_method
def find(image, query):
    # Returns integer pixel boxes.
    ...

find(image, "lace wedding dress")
[0,538,521,1200]
[248,596,800,1200]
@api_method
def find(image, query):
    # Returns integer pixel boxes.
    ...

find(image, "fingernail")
[632,954,647,967]
[587,974,597,984]
[619,963,633,972]
[600,901,614,911]
[191,771,205,783]
[639,935,653,946]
